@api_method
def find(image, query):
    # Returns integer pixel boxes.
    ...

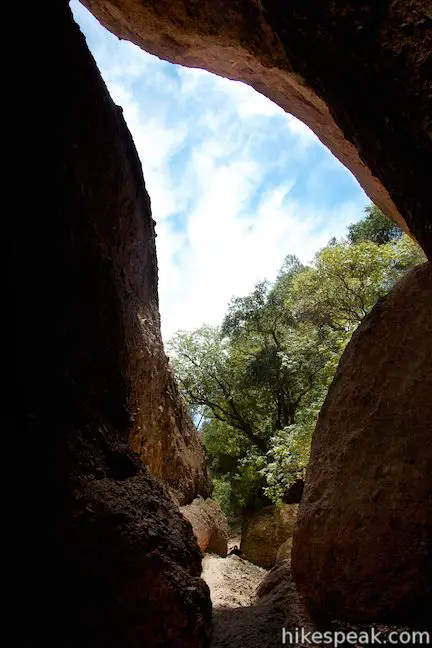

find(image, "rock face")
[67,3,211,508]
[241,504,298,567]
[15,0,432,642]
[256,561,297,607]
[66,463,212,647]
[12,3,211,646]
[129,361,212,505]
[84,0,432,257]
[276,538,293,564]
[181,498,229,557]
[292,263,432,627]
[42,1,214,508]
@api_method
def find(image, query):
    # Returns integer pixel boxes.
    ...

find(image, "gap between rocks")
[200,523,313,648]
[201,554,313,648]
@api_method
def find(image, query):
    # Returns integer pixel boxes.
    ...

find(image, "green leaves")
[348,204,403,245]
[291,236,424,334]
[168,205,425,512]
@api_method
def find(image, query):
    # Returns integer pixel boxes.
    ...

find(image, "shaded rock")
[181,497,229,557]
[83,0,432,257]
[292,263,432,627]
[13,4,212,646]
[67,463,212,647]
[256,561,297,607]
[61,2,212,507]
[255,564,412,648]
[276,538,293,564]
[241,504,298,567]
[48,0,214,506]
[283,478,304,504]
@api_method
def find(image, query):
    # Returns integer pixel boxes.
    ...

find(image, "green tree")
[347,204,402,245]
[169,325,270,453]
[292,236,424,334]
[168,207,425,512]
[169,259,336,511]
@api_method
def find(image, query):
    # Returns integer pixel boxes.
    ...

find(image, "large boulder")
[256,560,293,602]
[276,538,293,564]
[72,0,213,508]
[13,4,211,646]
[67,461,212,647]
[292,263,432,627]
[241,504,298,567]
[255,561,315,639]
[181,498,229,557]
[84,0,432,257]
[59,2,213,508]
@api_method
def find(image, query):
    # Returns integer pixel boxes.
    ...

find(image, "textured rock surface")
[256,561,298,607]
[13,3,211,646]
[68,2,211,506]
[203,555,314,648]
[129,360,212,505]
[241,504,298,567]
[292,263,432,627]
[67,462,212,647]
[83,0,432,257]
[181,497,229,557]
[202,554,266,608]
[276,538,293,564]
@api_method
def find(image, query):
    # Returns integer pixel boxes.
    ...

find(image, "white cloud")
[107,81,188,221]
[157,173,363,339]
[71,0,368,340]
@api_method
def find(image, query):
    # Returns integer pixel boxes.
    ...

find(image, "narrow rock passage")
[201,555,312,648]
[201,554,417,648]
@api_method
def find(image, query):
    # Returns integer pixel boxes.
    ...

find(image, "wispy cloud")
[72,1,368,339]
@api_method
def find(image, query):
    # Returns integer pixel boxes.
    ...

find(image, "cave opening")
[72,0,372,343]
[16,1,430,646]
[67,1,431,644]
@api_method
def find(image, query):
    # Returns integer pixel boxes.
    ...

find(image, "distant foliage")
[212,478,234,518]
[347,204,403,245]
[168,205,425,512]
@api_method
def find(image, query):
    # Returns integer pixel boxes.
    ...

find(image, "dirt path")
[201,553,411,648]
[201,555,311,648]
[201,554,266,609]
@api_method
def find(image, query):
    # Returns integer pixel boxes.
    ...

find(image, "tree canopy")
[168,206,425,515]
[347,203,403,245]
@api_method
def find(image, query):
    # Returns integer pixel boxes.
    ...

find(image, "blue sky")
[71,1,368,340]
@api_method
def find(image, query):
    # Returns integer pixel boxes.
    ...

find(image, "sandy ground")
[202,554,266,609]
[201,554,310,648]
[200,515,309,648]
[201,553,413,648]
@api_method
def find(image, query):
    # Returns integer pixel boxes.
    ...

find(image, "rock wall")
[83,0,432,257]
[241,504,298,567]
[11,2,211,645]
[181,497,229,557]
[65,0,211,506]
[129,353,212,505]
[292,263,432,627]
[12,0,432,642]
[276,538,293,564]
